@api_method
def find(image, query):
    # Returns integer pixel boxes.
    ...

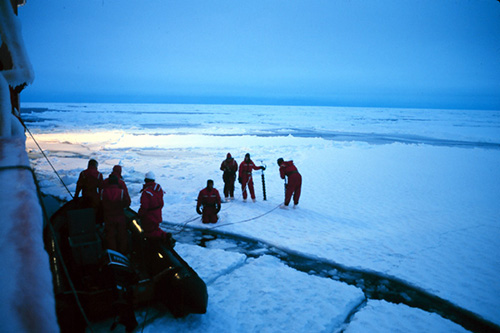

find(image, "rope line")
[164,215,201,235]
[165,202,282,234]
[165,201,282,234]
[166,177,249,235]
[209,203,282,229]
[15,114,74,199]
[166,177,278,234]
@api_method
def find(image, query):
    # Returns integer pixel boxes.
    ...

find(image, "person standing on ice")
[220,153,238,201]
[75,158,103,211]
[238,153,265,202]
[277,158,302,209]
[101,174,131,254]
[138,171,174,245]
[196,179,222,224]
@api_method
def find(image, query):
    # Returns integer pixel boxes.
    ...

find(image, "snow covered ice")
[22,103,500,332]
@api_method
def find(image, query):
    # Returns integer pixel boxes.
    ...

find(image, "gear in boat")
[43,199,208,332]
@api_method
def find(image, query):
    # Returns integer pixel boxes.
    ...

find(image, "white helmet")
[145,171,155,180]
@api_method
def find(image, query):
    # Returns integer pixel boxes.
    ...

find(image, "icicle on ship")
[43,198,208,332]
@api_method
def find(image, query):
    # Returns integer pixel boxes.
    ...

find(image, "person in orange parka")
[238,153,265,202]
[101,174,131,254]
[75,158,103,211]
[196,179,221,224]
[220,153,238,201]
[277,158,302,208]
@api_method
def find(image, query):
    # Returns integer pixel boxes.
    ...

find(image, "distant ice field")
[21,103,500,146]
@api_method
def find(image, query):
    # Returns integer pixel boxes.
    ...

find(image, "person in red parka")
[138,171,171,242]
[238,153,265,202]
[277,158,302,208]
[220,153,238,201]
[196,179,221,224]
[75,159,103,211]
[102,165,129,196]
[101,174,131,254]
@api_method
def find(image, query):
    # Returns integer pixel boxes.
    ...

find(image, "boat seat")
[67,208,102,265]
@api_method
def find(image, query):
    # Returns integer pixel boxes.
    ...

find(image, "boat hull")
[43,199,208,331]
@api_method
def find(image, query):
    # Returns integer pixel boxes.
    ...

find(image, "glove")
[261,166,266,171]
[164,232,176,248]
[196,207,202,215]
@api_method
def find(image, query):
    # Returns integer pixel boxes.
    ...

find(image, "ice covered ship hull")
[43,199,208,332]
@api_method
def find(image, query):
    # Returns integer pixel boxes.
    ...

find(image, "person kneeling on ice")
[277,158,302,209]
[139,171,174,246]
[196,179,222,224]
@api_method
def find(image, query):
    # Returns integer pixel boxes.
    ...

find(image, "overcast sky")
[17,0,500,109]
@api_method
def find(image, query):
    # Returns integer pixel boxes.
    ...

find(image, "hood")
[112,165,122,177]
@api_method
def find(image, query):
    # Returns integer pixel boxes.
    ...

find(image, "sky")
[15,0,500,109]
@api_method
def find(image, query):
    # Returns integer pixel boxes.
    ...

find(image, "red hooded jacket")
[197,187,221,211]
[239,158,262,180]
[220,153,238,175]
[139,182,164,233]
[102,165,130,197]
[101,184,131,218]
[75,165,103,200]
[279,160,300,179]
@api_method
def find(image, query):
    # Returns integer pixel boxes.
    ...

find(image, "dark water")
[165,222,500,333]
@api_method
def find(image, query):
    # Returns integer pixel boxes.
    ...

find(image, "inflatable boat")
[43,199,208,332]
